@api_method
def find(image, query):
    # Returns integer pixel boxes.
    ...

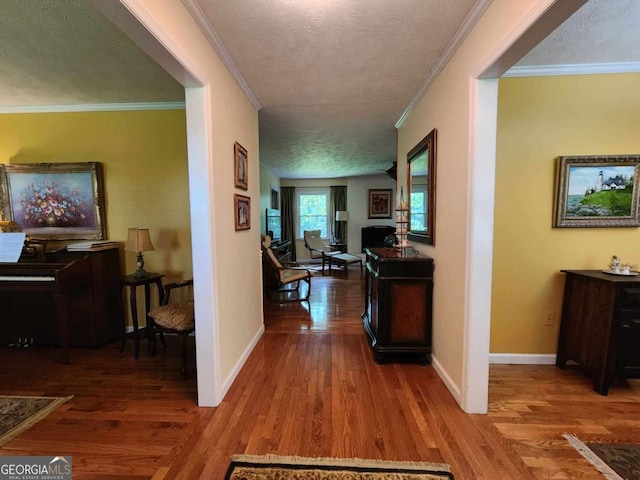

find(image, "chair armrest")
[162,279,194,304]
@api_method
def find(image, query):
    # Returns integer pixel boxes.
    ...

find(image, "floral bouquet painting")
[17,176,94,228]
[0,162,106,240]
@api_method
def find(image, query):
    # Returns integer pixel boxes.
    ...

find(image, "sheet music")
[0,232,27,263]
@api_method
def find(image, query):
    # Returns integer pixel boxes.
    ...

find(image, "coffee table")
[324,252,363,275]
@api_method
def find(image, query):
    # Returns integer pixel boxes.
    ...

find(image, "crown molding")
[503,61,640,77]
[395,0,492,128]
[0,102,186,114]
[182,0,262,111]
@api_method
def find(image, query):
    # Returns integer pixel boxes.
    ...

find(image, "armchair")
[303,230,341,271]
[261,235,311,301]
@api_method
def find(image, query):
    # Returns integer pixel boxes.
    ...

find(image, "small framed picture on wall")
[234,194,251,231]
[368,188,392,219]
[234,142,248,190]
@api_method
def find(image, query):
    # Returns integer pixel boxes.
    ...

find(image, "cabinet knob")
[621,323,631,329]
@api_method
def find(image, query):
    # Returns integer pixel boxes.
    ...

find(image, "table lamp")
[125,227,154,278]
[336,210,349,248]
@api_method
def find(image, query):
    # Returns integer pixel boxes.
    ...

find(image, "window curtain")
[281,186,296,262]
[330,186,347,243]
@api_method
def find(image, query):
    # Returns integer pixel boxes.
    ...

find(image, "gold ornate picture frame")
[554,155,640,228]
[0,162,107,240]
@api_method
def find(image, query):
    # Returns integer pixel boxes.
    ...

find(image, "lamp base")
[132,252,150,278]
[132,268,150,278]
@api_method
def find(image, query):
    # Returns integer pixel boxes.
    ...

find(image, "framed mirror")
[407,128,437,245]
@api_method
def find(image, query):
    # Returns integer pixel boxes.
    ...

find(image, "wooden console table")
[362,248,434,364]
[557,270,640,394]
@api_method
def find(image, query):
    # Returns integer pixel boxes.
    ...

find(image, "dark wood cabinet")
[557,270,640,394]
[362,248,434,364]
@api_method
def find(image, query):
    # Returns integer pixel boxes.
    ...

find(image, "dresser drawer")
[621,287,640,307]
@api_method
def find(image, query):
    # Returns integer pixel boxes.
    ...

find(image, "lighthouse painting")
[554,155,640,228]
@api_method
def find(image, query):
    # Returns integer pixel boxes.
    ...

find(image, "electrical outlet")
[543,311,554,326]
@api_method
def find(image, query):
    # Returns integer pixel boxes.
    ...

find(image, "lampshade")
[125,227,154,253]
[336,211,349,222]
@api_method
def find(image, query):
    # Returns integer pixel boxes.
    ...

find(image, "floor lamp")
[336,210,349,251]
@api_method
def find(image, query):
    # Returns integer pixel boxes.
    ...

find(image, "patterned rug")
[0,395,73,447]
[564,434,640,480]
[225,455,454,479]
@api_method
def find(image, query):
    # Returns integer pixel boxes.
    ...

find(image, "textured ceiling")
[0,0,637,179]
[0,0,183,107]
[193,0,479,178]
[515,0,640,66]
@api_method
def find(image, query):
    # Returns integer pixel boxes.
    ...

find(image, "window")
[297,190,329,238]
[411,188,427,231]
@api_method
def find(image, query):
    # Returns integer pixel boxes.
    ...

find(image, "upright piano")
[0,248,123,363]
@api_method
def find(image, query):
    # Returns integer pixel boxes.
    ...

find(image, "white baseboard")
[221,324,265,397]
[431,355,462,404]
[489,353,556,365]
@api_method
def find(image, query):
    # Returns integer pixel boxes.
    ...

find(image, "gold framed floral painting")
[0,162,106,240]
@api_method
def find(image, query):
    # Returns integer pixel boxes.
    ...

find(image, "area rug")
[0,395,73,447]
[225,455,454,479]
[564,433,640,480]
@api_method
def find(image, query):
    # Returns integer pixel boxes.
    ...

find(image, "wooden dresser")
[557,270,640,394]
[362,248,434,364]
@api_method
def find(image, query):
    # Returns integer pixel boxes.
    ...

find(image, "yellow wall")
[0,109,191,280]
[492,73,640,353]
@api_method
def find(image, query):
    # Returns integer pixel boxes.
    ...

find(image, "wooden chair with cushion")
[261,235,311,301]
[147,279,195,376]
[303,229,341,271]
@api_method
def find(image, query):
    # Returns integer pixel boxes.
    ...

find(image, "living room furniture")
[329,242,346,252]
[304,230,342,257]
[304,229,344,271]
[362,247,434,364]
[0,257,91,363]
[361,225,396,252]
[557,270,640,395]
[120,272,165,359]
[0,248,123,354]
[269,239,291,263]
[261,235,311,301]
[148,279,195,376]
[325,252,362,276]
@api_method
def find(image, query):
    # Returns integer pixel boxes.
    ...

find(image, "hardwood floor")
[1,267,639,479]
